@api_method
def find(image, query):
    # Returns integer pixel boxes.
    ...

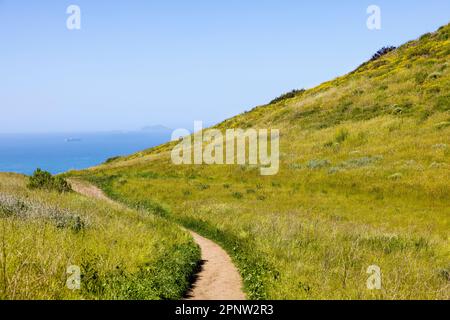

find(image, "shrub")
[232,192,243,199]
[354,46,397,72]
[335,128,349,143]
[0,193,29,218]
[270,89,305,104]
[104,156,122,164]
[439,268,450,281]
[27,168,72,193]
[0,193,85,231]
[370,46,397,62]
[197,183,210,191]
[53,176,72,193]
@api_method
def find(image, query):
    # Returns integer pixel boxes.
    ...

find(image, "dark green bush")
[232,192,243,199]
[354,46,397,72]
[104,156,121,164]
[270,89,305,104]
[335,128,350,143]
[28,168,72,193]
[370,46,397,62]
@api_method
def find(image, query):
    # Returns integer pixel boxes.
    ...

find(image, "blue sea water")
[0,132,172,175]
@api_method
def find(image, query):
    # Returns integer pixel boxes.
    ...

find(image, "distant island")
[141,125,172,133]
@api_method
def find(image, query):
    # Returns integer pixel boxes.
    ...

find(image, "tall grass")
[0,173,200,300]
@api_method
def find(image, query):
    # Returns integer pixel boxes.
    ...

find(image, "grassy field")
[69,24,450,299]
[0,172,200,300]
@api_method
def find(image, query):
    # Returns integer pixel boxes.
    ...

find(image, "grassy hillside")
[0,173,200,300]
[70,24,450,299]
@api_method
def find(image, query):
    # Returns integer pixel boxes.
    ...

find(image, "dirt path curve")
[68,179,246,300]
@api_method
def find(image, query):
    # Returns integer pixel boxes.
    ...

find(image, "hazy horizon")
[0,125,174,135]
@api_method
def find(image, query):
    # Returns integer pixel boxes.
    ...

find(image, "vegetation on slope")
[27,168,72,193]
[0,173,200,300]
[70,24,450,299]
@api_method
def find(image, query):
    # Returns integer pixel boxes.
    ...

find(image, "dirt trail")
[69,179,246,300]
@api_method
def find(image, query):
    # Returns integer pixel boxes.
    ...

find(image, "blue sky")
[1,0,449,133]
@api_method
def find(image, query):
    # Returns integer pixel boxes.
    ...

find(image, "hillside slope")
[70,24,450,299]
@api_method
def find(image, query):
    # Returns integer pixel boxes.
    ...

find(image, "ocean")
[0,132,172,175]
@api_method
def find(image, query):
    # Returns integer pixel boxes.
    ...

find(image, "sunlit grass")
[0,173,200,300]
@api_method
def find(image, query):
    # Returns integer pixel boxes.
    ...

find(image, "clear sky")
[1,0,449,133]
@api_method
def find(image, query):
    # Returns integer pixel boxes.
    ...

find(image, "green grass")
[68,24,450,300]
[0,173,200,300]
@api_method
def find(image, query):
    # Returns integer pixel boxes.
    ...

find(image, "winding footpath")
[69,179,246,300]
